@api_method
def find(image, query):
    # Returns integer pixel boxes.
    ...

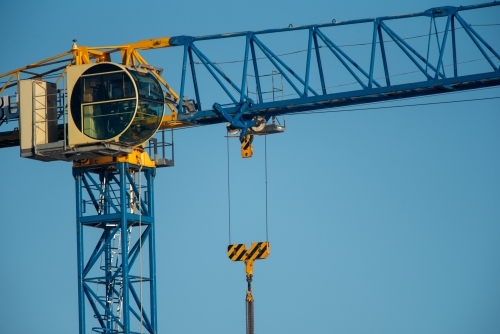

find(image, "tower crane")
[1,2,499,333]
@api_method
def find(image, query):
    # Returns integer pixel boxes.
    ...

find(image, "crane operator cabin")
[19,63,165,160]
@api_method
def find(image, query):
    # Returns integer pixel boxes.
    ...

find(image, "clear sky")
[1,0,499,333]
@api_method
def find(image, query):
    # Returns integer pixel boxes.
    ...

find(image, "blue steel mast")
[74,161,157,334]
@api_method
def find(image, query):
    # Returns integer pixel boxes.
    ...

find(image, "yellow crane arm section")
[74,37,180,103]
[0,37,191,127]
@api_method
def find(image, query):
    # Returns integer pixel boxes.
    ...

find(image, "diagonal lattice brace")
[380,22,444,80]
[84,171,120,213]
[315,29,368,89]
[83,284,106,329]
[81,175,101,213]
[83,224,121,277]
[190,43,252,103]
[83,282,125,330]
[433,15,451,80]
[124,169,150,216]
[455,13,499,70]
[316,28,382,88]
[253,35,319,97]
[110,226,151,280]
[129,284,154,333]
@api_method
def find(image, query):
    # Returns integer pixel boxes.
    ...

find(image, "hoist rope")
[293,95,500,116]
[187,23,500,67]
[264,135,269,241]
[138,165,144,334]
[226,134,270,243]
[227,135,232,245]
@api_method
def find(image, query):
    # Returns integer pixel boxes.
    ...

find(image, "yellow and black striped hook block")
[227,242,270,276]
[240,133,254,158]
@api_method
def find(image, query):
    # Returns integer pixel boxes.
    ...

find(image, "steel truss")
[73,163,157,334]
[169,2,500,129]
[1,3,499,140]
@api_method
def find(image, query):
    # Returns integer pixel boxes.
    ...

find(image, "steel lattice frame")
[168,2,500,129]
[73,163,157,334]
[1,3,500,142]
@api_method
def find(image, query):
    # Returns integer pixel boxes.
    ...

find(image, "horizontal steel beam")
[169,2,499,45]
[179,72,500,125]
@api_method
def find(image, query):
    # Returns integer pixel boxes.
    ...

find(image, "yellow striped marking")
[227,242,270,261]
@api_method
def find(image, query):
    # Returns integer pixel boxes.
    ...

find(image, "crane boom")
[2,2,500,149]
[169,2,500,128]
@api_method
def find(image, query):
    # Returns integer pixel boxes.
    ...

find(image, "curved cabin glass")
[70,63,164,147]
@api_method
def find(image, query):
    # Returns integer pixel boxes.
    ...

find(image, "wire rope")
[226,135,232,244]
[264,135,269,241]
[290,95,500,116]
[138,165,144,334]
[191,23,500,66]
[257,56,500,102]
[1,24,499,86]
[225,133,271,243]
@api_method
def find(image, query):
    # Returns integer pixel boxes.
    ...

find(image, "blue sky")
[0,0,499,333]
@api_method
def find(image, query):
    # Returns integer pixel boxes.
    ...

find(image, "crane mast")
[0,2,499,333]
